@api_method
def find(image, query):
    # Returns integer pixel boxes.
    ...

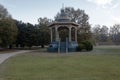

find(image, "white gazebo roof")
[49,9,79,27]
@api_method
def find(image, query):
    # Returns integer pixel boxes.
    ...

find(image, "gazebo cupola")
[55,9,71,22]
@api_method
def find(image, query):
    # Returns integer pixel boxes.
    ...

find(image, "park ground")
[0,45,120,80]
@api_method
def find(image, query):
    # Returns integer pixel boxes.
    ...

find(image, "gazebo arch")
[58,26,69,41]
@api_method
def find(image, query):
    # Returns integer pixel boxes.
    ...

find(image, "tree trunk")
[9,45,12,49]
[41,45,44,48]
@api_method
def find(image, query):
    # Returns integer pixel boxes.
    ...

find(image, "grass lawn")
[0,46,120,80]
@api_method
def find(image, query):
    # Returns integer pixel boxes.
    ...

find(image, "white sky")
[0,0,120,27]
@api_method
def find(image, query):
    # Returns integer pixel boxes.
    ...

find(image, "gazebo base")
[48,41,78,53]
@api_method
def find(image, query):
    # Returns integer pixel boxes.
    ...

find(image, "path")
[0,50,31,64]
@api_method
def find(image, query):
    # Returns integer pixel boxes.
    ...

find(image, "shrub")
[77,41,93,51]
[81,41,93,51]
[76,43,85,51]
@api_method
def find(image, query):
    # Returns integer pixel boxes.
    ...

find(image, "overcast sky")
[0,0,120,27]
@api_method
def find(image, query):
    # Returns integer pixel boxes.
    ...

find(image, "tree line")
[15,18,51,48]
[0,4,18,48]
[0,4,120,49]
[92,24,120,45]
[0,4,92,49]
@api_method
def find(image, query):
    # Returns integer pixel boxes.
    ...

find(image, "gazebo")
[48,8,79,52]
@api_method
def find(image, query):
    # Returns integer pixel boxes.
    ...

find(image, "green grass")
[0,46,120,80]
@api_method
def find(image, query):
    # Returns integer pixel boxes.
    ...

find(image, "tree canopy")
[92,24,120,45]
[0,4,11,19]
[37,17,52,48]
[55,7,92,43]
[15,17,51,48]
[0,4,18,48]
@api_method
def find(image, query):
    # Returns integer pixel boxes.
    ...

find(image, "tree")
[55,7,92,43]
[15,20,26,48]
[99,25,109,42]
[15,20,39,48]
[92,25,101,45]
[37,17,51,48]
[0,19,18,48]
[0,4,11,19]
[0,4,18,48]
[92,25,109,45]
[24,23,37,48]
[109,24,120,45]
